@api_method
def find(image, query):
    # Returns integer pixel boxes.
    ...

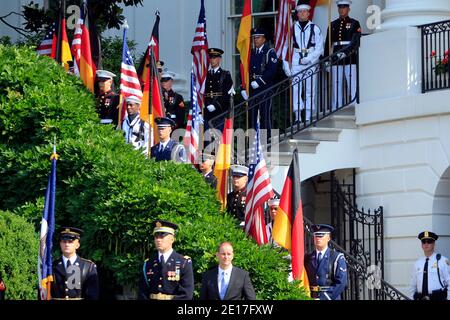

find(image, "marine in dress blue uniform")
[243,28,278,137]
[161,72,186,129]
[51,227,99,300]
[226,165,249,225]
[150,117,186,162]
[304,224,347,300]
[204,48,234,131]
[410,231,450,300]
[138,220,194,300]
[95,70,120,126]
[200,153,217,189]
[324,0,362,110]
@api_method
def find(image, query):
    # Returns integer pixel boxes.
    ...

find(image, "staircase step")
[335,103,356,116]
[276,139,320,154]
[293,127,342,141]
[317,114,356,129]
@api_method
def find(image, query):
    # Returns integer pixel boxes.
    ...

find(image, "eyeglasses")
[421,240,435,244]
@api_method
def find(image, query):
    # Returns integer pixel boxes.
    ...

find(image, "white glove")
[206,104,216,112]
[337,52,347,59]
[301,57,312,65]
[282,60,292,77]
[324,61,331,73]
[241,90,249,101]
[251,81,260,89]
[170,114,177,119]
[227,87,236,95]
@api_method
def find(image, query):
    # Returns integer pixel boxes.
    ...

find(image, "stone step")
[335,103,355,116]
[276,139,320,154]
[316,114,357,129]
[293,127,342,142]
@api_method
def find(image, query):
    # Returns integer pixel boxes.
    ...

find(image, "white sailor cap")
[231,165,249,177]
[336,0,352,6]
[267,198,280,207]
[161,71,175,81]
[296,0,311,11]
[96,70,116,80]
[125,95,142,105]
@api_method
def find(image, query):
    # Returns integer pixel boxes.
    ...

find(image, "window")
[229,0,279,86]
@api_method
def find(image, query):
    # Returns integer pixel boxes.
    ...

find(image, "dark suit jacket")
[200,266,256,300]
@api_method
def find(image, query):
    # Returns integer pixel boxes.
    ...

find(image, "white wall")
[0,0,44,42]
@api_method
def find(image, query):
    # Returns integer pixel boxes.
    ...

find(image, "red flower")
[443,57,449,65]
[431,50,436,57]
[445,49,450,56]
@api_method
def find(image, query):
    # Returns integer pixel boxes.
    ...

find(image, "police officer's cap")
[155,117,176,128]
[251,27,267,38]
[96,70,116,81]
[125,95,142,105]
[152,219,178,236]
[296,0,311,11]
[418,231,438,242]
[231,164,249,177]
[59,226,83,241]
[160,71,175,82]
[201,153,215,163]
[336,0,352,7]
[208,48,224,58]
[312,224,334,235]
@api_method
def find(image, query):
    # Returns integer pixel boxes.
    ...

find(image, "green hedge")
[0,210,39,300]
[0,45,309,300]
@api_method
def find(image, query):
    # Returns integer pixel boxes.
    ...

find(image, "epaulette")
[80,257,96,265]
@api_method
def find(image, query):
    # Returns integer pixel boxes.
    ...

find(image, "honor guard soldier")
[226,165,249,226]
[0,272,5,300]
[95,70,120,126]
[324,0,362,110]
[200,153,217,189]
[241,27,278,137]
[204,48,234,131]
[304,224,347,300]
[51,227,99,300]
[283,0,324,124]
[157,60,165,79]
[150,117,186,162]
[121,95,150,156]
[138,220,194,300]
[410,231,450,300]
[161,71,186,129]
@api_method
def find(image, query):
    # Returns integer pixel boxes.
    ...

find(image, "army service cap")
[418,231,438,241]
[59,226,84,241]
[155,117,176,128]
[208,48,224,58]
[152,220,178,236]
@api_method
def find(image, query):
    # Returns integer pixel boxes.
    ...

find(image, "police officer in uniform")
[226,165,249,226]
[204,48,234,131]
[324,0,362,110]
[199,153,217,189]
[161,71,186,129]
[150,117,186,162]
[51,227,99,300]
[95,70,120,126]
[410,231,450,300]
[241,28,278,135]
[283,1,324,124]
[121,95,150,156]
[304,224,347,300]
[138,220,194,300]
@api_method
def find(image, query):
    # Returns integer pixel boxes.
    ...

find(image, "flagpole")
[148,45,154,156]
[288,2,293,127]
[327,0,332,109]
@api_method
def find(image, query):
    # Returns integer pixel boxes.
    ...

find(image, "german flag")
[213,115,233,210]
[55,1,72,72]
[272,149,310,295]
[236,0,252,94]
[79,1,96,93]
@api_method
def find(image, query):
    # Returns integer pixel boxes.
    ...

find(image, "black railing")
[419,19,450,93]
[209,46,359,146]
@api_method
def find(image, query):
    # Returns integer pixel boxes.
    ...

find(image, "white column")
[380,0,450,30]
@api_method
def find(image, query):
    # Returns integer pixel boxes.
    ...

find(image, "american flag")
[191,0,209,112]
[119,27,143,124]
[71,14,83,76]
[37,22,57,57]
[245,116,275,245]
[184,70,201,164]
[275,0,295,62]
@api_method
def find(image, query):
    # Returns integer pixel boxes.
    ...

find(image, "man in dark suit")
[138,220,194,300]
[200,242,256,300]
[304,224,347,300]
[199,153,217,189]
[150,117,186,162]
[51,227,99,300]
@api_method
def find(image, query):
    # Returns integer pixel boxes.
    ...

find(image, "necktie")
[160,254,165,265]
[220,271,228,300]
[317,252,322,263]
[66,259,71,271]
[422,258,429,295]
[159,144,164,152]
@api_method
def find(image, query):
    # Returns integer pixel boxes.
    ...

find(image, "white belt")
[100,119,113,124]
[333,41,351,46]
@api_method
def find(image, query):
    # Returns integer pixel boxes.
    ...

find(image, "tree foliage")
[0,45,309,300]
